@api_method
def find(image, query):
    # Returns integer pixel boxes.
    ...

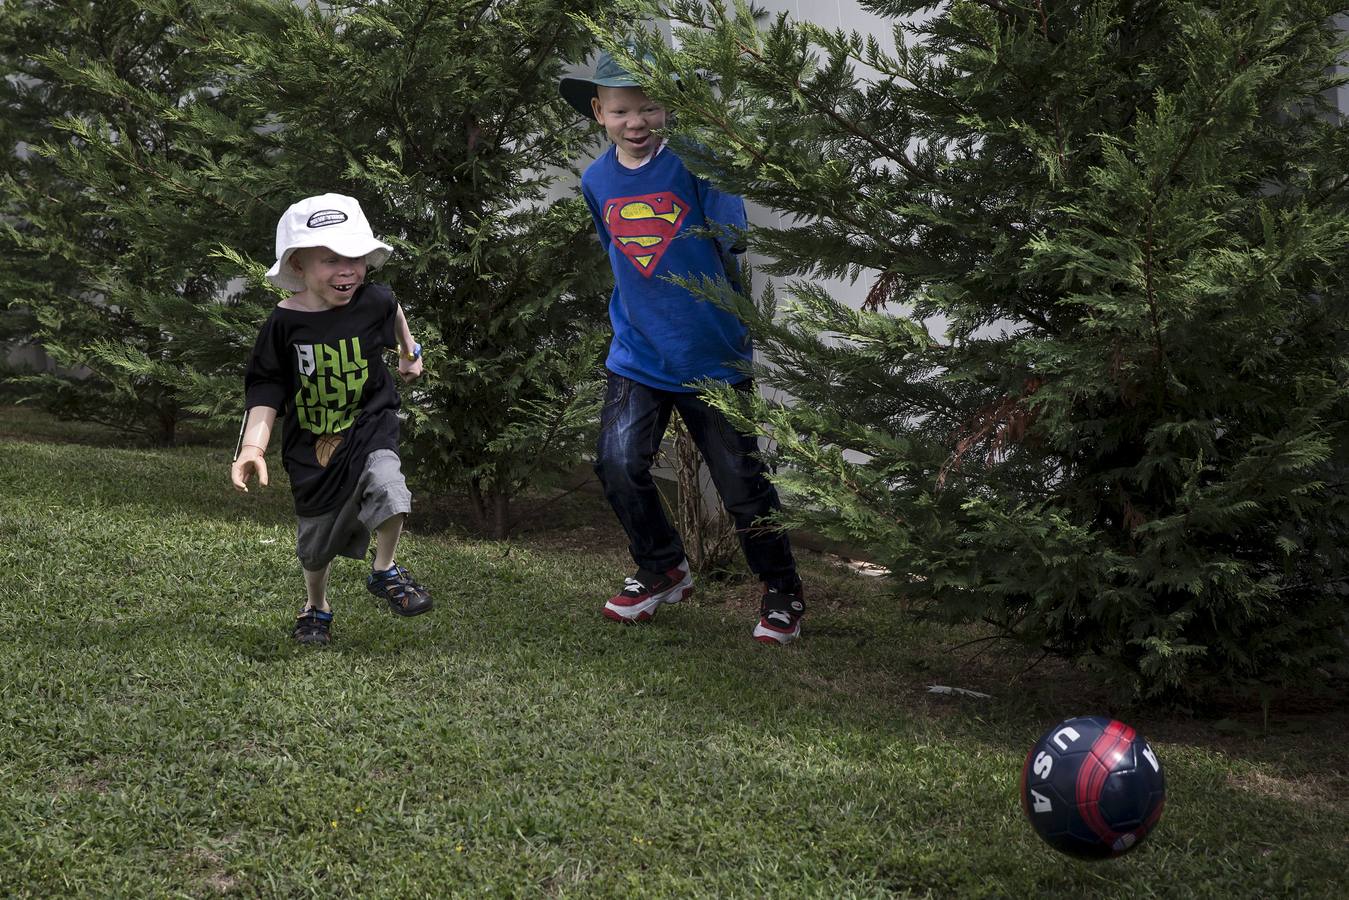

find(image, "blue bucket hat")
[559,49,674,120]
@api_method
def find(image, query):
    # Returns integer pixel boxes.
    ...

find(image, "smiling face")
[592,85,667,167]
[288,246,367,309]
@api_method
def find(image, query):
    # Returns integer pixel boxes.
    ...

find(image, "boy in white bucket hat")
[231,193,433,645]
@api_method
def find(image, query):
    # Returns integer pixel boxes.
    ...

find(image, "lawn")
[0,406,1345,897]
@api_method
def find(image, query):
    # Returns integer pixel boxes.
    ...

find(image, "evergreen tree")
[0,0,264,443]
[607,0,1349,697]
[202,0,611,537]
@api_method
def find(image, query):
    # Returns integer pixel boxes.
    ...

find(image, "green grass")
[1,409,1345,897]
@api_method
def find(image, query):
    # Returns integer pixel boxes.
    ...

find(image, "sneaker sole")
[752,620,801,645]
[603,578,694,623]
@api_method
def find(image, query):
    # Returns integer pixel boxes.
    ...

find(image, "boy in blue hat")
[560,52,804,644]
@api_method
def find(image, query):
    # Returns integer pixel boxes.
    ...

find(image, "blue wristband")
[401,342,421,362]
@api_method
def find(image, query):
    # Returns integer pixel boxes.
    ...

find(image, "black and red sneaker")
[603,560,693,623]
[753,585,804,645]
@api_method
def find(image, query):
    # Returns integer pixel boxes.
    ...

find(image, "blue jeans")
[594,372,799,591]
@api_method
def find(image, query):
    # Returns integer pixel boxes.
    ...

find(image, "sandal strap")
[370,567,424,597]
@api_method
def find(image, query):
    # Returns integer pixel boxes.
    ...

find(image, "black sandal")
[366,564,433,617]
[293,606,333,645]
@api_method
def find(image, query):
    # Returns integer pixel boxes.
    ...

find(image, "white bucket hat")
[265,193,393,292]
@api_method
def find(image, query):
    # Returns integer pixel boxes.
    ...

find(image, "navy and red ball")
[1020,716,1166,859]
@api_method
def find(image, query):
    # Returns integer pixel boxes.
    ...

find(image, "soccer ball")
[1020,716,1166,859]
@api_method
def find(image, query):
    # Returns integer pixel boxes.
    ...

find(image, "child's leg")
[357,454,430,616]
[293,560,335,646]
[593,372,697,623]
[303,562,333,612]
[372,513,404,571]
[593,372,684,571]
[673,383,799,591]
[675,385,803,643]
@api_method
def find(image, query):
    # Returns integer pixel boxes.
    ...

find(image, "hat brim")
[265,239,393,293]
[560,73,646,121]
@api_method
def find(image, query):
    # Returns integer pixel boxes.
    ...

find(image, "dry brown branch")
[864,270,903,311]
[937,375,1046,487]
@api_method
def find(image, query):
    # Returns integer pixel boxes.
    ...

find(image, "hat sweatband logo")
[306,210,348,228]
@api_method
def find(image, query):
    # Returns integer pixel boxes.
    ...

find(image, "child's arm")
[583,185,612,253]
[694,177,750,294]
[230,405,277,492]
[394,303,423,383]
[694,177,748,255]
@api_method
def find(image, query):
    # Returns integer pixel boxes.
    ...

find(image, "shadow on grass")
[0,403,230,449]
[1,437,295,529]
[5,415,1347,829]
[3,554,1345,893]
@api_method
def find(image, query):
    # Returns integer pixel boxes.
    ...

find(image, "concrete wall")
[730,3,1349,318]
[755,0,893,30]
[1335,14,1349,114]
[735,1,919,317]
[3,341,56,374]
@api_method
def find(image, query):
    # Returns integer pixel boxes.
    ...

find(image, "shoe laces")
[373,564,406,582]
[375,565,422,591]
[622,568,666,596]
[761,589,802,626]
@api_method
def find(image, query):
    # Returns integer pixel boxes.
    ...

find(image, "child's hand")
[398,355,423,383]
[231,450,269,493]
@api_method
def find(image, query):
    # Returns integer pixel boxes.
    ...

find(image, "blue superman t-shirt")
[581,143,751,392]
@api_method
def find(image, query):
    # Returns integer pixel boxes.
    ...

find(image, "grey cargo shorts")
[295,449,412,571]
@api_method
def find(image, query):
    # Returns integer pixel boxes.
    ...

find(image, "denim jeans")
[593,371,799,591]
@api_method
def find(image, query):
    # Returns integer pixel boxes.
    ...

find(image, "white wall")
[740,1,921,317]
[1335,14,1349,115]
[755,0,895,33]
[683,4,1349,322]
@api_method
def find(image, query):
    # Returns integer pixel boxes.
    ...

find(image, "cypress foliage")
[0,0,263,443]
[606,0,1349,697]
[3,0,611,533]
[201,0,612,537]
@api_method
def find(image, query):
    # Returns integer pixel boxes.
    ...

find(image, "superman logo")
[603,192,689,277]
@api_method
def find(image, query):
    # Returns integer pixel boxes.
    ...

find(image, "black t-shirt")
[243,283,401,516]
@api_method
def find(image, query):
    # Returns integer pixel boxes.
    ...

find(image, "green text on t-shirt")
[294,338,368,434]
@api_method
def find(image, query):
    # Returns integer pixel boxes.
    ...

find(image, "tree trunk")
[491,490,510,541]
[156,407,177,447]
[467,477,488,528]
[468,476,512,540]
[668,415,738,577]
